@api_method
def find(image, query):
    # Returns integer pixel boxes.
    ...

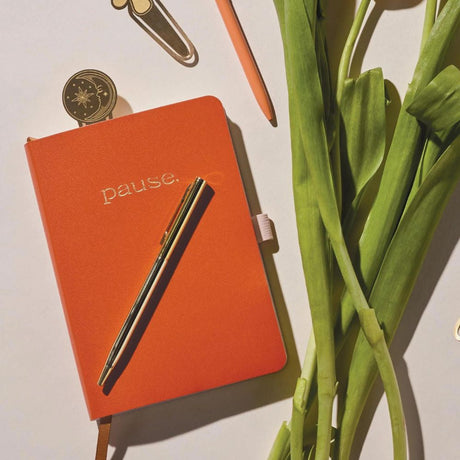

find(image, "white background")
[1,1,458,459]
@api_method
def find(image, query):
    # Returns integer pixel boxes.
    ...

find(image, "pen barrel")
[112,177,206,352]
[109,256,165,356]
[214,1,273,120]
[98,178,207,386]
[215,1,255,73]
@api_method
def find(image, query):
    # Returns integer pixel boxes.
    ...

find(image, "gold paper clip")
[112,0,198,66]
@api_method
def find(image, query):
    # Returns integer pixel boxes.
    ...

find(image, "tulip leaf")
[340,68,386,216]
[407,65,460,133]
[338,134,460,456]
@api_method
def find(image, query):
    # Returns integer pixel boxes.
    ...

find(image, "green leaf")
[268,421,291,460]
[337,134,460,459]
[285,2,406,457]
[407,65,460,133]
[291,378,308,459]
[273,3,336,459]
[405,122,460,207]
[340,68,386,217]
[316,20,335,150]
[350,0,460,303]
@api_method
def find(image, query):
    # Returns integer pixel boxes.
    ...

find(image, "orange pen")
[215,0,275,122]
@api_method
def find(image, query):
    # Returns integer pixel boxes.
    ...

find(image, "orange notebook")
[25,96,286,420]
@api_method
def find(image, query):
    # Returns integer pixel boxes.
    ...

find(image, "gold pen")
[98,177,207,386]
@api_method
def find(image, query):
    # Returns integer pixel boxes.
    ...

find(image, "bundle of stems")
[269,0,460,459]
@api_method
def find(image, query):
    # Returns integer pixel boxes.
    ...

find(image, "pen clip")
[112,0,198,67]
[160,183,192,245]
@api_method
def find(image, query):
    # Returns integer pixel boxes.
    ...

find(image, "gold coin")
[62,69,117,124]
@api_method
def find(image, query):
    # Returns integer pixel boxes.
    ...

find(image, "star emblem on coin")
[72,87,95,108]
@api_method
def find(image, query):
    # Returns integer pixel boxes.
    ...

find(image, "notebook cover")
[25,96,286,420]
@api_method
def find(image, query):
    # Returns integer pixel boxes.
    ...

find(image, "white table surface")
[1,1,458,459]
